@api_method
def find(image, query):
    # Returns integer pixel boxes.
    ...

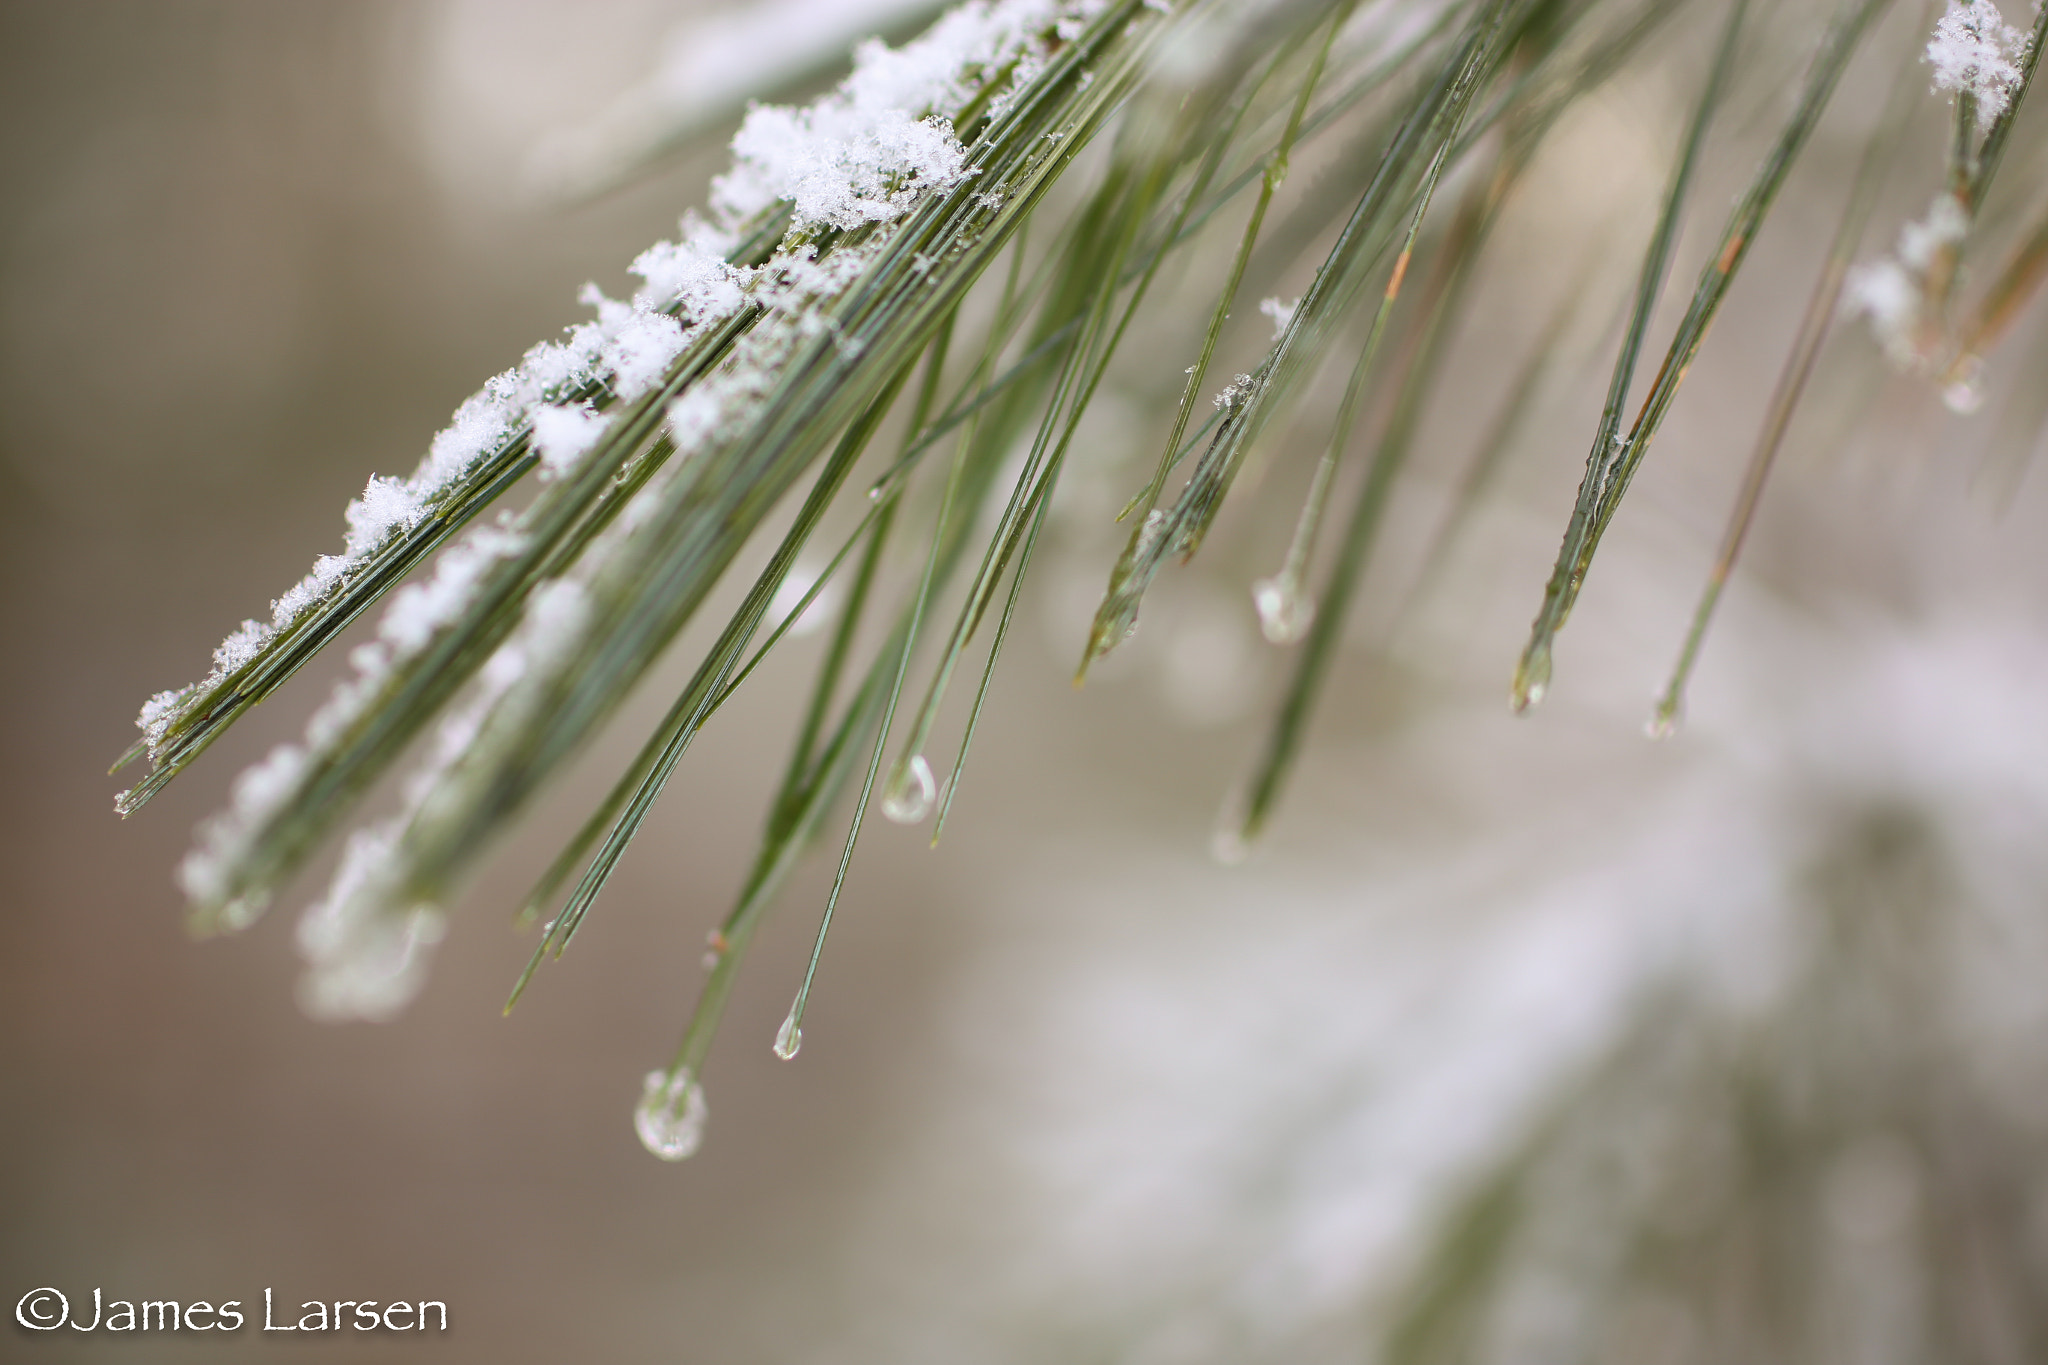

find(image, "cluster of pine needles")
[114,0,2048,1155]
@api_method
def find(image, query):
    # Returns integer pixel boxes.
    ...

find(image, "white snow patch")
[1258,295,1299,340]
[530,403,612,479]
[1927,0,2032,120]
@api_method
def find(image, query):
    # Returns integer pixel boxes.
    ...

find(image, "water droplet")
[219,893,265,932]
[867,465,908,503]
[1942,370,1985,414]
[634,1068,707,1161]
[1209,788,1254,865]
[773,1010,803,1060]
[1644,696,1683,739]
[1250,575,1314,644]
[1512,644,1552,712]
[880,754,936,824]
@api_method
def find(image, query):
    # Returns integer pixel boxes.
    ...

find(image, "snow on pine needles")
[139,0,1132,1024]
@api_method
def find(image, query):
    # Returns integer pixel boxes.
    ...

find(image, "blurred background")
[6,1,2048,1361]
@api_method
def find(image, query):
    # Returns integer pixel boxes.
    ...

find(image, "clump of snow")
[606,311,691,399]
[1213,373,1256,410]
[376,523,529,658]
[524,0,945,204]
[1897,191,1971,270]
[1844,258,1921,367]
[176,742,309,909]
[629,229,748,317]
[210,619,268,675]
[709,0,1076,232]
[434,577,594,780]
[343,476,426,560]
[1846,194,1974,370]
[294,822,446,1023]
[722,104,968,233]
[1258,296,1299,340]
[530,403,613,479]
[136,688,188,741]
[1927,0,2033,120]
[664,233,891,457]
[278,0,1094,996]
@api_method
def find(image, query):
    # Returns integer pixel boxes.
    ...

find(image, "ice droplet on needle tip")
[634,1068,707,1161]
[1250,575,1313,644]
[880,754,936,824]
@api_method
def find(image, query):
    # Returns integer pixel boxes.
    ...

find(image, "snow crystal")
[210,619,268,676]
[1927,0,2032,120]
[1214,373,1256,410]
[342,475,425,560]
[268,554,350,633]
[603,310,690,399]
[720,104,969,233]
[629,236,749,318]
[136,688,188,752]
[520,326,607,401]
[423,389,519,490]
[530,403,612,479]
[708,0,1075,233]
